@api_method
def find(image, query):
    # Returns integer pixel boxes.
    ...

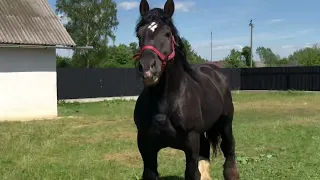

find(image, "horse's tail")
[206,118,223,157]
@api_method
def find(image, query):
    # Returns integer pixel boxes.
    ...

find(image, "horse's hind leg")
[198,133,212,180]
[220,115,240,180]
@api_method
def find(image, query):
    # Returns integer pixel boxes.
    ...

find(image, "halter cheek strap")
[133,35,177,69]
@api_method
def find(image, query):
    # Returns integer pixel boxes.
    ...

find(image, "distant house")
[205,60,267,68]
[254,61,265,67]
[279,61,299,67]
[0,0,76,121]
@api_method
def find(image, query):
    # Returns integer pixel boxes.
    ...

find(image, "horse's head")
[134,0,177,86]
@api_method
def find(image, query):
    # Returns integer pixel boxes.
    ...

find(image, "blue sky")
[49,0,320,61]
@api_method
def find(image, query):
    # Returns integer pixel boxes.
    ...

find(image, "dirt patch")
[70,120,119,129]
[57,116,83,119]
[248,115,320,128]
[104,151,142,167]
[105,131,137,140]
[60,130,137,145]
[284,116,320,126]
[104,148,183,167]
[234,101,319,111]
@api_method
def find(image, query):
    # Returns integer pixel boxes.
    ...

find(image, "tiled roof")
[0,0,75,46]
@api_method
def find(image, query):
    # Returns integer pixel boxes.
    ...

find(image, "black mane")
[135,8,194,74]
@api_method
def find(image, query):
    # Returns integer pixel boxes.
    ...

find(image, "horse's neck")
[149,58,186,100]
[165,60,186,92]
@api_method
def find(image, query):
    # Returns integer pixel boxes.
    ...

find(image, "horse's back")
[191,63,234,120]
[192,63,229,95]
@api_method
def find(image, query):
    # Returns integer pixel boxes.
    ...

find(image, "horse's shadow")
[159,176,184,180]
[139,176,183,180]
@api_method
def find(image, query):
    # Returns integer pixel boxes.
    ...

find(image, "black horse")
[133,0,240,179]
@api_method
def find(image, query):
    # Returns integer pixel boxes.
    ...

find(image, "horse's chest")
[171,96,203,123]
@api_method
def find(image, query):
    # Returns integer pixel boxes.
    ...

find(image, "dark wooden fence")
[57,66,320,99]
[241,66,320,91]
[57,68,144,99]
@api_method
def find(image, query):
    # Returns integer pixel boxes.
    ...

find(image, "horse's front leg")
[137,131,160,180]
[184,131,201,180]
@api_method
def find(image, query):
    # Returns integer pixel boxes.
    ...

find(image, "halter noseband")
[133,35,177,69]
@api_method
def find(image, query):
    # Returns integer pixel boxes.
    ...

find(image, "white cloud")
[304,43,312,48]
[212,45,243,51]
[118,1,139,10]
[175,1,195,12]
[296,28,314,34]
[268,19,285,23]
[281,45,295,49]
[281,43,317,51]
[119,1,196,12]
[275,42,319,58]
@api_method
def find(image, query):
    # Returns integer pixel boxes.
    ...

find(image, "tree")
[56,0,119,67]
[100,44,136,68]
[114,44,134,66]
[288,44,320,66]
[277,57,290,66]
[181,37,206,64]
[129,42,139,54]
[223,49,246,68]
[56,55,72,67]
[241,46,251,67]
[256,46,279,66]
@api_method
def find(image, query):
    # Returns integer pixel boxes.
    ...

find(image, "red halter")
[133,35,177,69]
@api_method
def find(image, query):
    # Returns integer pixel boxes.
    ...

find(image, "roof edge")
[0,44,93,50]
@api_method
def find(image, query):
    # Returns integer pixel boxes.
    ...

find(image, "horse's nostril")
[151,60,156,69]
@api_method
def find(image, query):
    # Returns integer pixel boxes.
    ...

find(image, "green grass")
[1,91,320,180]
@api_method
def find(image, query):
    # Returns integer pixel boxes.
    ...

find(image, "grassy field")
[1,91,320,180]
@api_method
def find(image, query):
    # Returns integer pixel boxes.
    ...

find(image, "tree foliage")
[56,0,119,67]
[256,46,280,66]
[57,37,206,68]
[223,47,255,68]
[288,44,320,66]
[181,37,206,64]
[222,44,320,68]
[56,55,72,67]
[223,49,247,68]
[241,46,251,67]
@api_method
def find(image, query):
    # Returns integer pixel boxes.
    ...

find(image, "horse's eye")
[165,32,171,38]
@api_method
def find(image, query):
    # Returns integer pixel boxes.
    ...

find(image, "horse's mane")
[135,8,194,74]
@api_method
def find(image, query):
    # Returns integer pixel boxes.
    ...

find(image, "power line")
[249,19,254,67]
[210,30,212,61]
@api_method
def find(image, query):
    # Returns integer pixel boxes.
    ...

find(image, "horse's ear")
[139,0,150,16]
[164,0,175,18]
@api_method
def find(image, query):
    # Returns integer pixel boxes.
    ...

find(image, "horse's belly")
[146,132,185,150]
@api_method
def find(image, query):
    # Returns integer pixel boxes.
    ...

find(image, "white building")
[0,0,76,121]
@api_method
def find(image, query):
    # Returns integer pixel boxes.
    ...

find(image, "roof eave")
[0,43,93,50]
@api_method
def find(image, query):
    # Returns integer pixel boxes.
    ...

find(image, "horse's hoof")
[223,167,240,180]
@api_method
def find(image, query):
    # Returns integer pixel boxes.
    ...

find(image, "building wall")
[0,47,57,121]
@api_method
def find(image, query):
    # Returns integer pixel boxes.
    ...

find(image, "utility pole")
[210,30,213,61]
[249,19,254,67]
